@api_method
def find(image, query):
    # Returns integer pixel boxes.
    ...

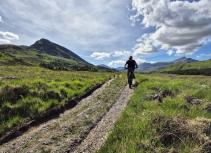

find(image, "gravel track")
[73,86,133,153]
[0,78,133,153]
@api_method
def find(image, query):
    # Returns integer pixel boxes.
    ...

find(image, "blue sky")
[0,0,211,67]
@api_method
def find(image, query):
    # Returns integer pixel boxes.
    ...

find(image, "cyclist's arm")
[135,61,138,69]
[124,62,128,69]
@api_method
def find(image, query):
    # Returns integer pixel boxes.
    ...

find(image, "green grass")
[160,60,211,75]
[0,66,112,137]
[0,47,97,71]
[99,74,211,153]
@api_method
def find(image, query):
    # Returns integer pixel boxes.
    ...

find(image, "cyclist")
[124,56,138,88]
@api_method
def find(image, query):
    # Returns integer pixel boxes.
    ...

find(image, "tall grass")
[0,66,112,137]
[99,74,211,153]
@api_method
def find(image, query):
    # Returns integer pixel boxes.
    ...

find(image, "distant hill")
[173,57,197,63]
[97,64,115,72]
[115,67,126,72]
[160,59,211,75]
[137,57,198,72]
[30,38,88,64]
[0,39,98,71]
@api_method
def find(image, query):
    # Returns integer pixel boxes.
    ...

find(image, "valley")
[0,38,211,153]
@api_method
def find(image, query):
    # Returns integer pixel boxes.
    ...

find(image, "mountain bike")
[126,68,136,89]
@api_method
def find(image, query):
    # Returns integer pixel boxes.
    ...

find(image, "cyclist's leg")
[128,69,133,88]
[132,71,135,79]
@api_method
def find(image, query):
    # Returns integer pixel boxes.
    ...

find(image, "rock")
[205,104,211,113]
[202,141,211,153]
[185,96,203,105]
[0,76,19,80]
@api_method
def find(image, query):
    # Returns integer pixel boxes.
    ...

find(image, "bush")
[0,85,30,104]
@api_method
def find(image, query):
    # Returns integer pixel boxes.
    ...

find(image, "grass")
[162,60,211,71]
[0,65,112,137]
[0,47,97,71]
[99,74,211,153]
[160,60,211,75]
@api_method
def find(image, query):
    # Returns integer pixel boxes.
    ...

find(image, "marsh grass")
[99,74,211,153]
[0,66,112,137]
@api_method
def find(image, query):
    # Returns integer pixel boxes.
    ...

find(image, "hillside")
[160,59,211,75]
[137,57,198,72]
[30,38,88,63]
[97,64,115,72]
[0,39,97,71]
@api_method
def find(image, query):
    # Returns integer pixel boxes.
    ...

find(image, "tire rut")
[0,78,129,153]
[73,86,133,153]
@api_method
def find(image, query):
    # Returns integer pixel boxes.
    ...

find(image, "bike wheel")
[128,72,133,88]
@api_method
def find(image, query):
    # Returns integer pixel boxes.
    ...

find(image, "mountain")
[173,57,198,63]
[159,59,211,75]
[97,64,111,69]
[137,62,170,72]
[30,38,88,64]
[97,64,115,72]
[116,67,126,72]
[0,39,97,71]
[137,57,198,72]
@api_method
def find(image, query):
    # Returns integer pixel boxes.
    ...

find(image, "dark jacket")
[125,59,138,70]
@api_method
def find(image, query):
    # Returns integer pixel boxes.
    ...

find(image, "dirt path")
[73,86,133,153]
[0,78,133,153]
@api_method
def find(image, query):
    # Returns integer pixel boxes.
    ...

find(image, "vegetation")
[0,66,112,137]
[0,47,97,71]
[99,74,211,153]
[160,60,211,75]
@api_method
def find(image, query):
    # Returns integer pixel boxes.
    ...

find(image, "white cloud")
[131,0,211,55]
[196,53,211,59]
[133,33,156,56]
[136,58,146,64]
[0,16,2,22]
[108,60,126,68]
[0,39,11,44]
[91,50,132,60]
[108,57,145,67]
[91,52,111,60]
[113,50,131,57]
[167,50,175,56]
[0,31,19,44]
[0,0,132,51]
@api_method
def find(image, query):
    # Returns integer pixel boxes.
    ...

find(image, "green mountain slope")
[30,38,88,63]
[160,59,211,75]
[0,41,97,71]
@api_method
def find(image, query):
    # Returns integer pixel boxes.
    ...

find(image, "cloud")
[131,0,211,55]
[113,50,131,57]
[136,58,146,64]
[196,53,211,59]
[91,50,132,60]
[107,56,145,67]
[90,50,145,67]
[108,60,126,67]
[133,33,156,56]
[0,16,2,22]
[90,52,111,60]
[0,0,134,51]
[166,50,175,56]
[0,31,19,44]
[0,39,11,44]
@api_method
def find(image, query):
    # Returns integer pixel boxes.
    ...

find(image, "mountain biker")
[124,56,138,88]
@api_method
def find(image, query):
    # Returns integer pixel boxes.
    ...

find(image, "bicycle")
[126,68,136,89]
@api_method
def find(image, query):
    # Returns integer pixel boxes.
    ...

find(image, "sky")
[0,0,211,67]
